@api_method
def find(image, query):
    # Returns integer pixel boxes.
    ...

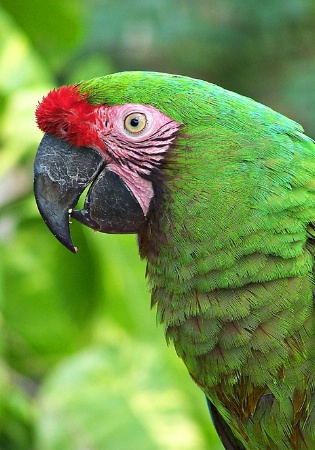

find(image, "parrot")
[33,71,315,450]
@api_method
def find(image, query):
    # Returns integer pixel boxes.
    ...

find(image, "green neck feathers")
[139,123,315,386]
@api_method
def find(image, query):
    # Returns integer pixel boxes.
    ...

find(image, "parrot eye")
[124,113,147,134]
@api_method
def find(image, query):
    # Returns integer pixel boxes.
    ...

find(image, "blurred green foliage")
[0,1,314,449]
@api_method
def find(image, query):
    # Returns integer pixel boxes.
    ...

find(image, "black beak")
[34,134,145,252]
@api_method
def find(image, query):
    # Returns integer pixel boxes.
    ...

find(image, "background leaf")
[36,333,211,450]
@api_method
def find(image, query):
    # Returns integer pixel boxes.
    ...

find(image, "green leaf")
[1,215,101,376]
[1,0,83,70]
[0,6,52,178]
[36,330,214,450]
[0,363,34,450]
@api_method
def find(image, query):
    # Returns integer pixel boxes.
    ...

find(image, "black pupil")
[130,117,140,127]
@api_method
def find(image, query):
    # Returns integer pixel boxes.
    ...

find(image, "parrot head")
[34,71,306,259]
[34,74,182,252]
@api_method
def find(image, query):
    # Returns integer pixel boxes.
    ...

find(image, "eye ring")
[124,112,147,134]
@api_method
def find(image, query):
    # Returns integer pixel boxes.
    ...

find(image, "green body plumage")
[62,73,315,448]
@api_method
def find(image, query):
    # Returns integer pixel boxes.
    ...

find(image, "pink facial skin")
[98,103,181,214]
[36,86,181,216]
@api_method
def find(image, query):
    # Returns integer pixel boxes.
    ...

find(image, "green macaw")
[34,72,315,450]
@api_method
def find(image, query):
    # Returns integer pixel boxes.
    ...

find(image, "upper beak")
[34,134,105,252]
[34,133,145,252]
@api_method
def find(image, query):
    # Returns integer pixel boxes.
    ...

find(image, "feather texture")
[81,72,315,449]
[37,72,315,449]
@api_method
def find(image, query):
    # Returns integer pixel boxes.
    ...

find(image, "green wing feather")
[80,72,315,449]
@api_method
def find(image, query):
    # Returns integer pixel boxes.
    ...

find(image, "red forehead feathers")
[35,85,106,149]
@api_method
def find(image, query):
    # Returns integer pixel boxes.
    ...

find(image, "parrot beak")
[34,133,145,252]
[34,133,105,253]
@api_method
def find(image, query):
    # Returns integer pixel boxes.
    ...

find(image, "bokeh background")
[1,1,315,449]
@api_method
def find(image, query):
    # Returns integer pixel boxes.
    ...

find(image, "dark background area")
[0,1,315,448]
